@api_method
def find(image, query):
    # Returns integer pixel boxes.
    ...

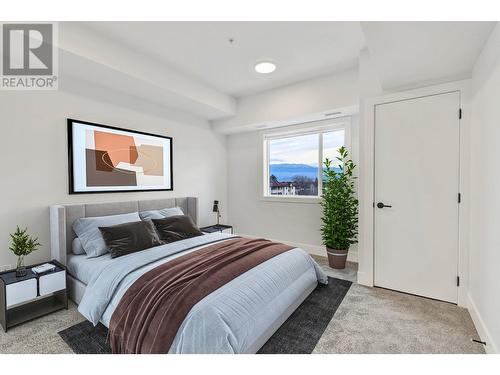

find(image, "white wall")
[0,90,227,268]
[358,48,384,99]
[212,67,359,133]
[468,23,500,353]
[357,48,385,285]
[227,127,356,260]
[224,68,359,259]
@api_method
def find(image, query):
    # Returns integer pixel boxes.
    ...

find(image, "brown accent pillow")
[99,220,162,258]
[152,215,203,244]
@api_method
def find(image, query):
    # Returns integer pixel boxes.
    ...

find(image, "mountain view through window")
[267,129,344,197]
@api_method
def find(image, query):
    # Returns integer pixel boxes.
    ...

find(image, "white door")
[374,92,460,303]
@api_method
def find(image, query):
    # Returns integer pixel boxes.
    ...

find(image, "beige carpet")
[0,256,484,354]
[0,301,84,354]
[314,284,484,354]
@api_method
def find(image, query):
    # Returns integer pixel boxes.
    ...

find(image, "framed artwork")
[67,119,173,194]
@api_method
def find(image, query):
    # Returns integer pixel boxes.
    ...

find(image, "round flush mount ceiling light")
[254,61,276,74]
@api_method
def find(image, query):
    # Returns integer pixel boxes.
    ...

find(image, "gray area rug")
[258,276,352,353]
[59,320,111,354]
[58,276,351,354]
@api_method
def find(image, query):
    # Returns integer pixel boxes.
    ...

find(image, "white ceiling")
[83,22,366,97]
[361,22,496,90]
[62,22,496,127]
[60,22,236,120]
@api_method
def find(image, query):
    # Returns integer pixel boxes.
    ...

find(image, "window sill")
[260,195,322,204]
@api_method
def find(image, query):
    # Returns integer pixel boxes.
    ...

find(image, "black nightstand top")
[0,261,65,285]
[0,269,37,285]
[200,224,233,233]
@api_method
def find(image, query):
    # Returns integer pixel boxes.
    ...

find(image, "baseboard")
[356,271,373,287]
[236,233,358,263]
[467,292,498,354]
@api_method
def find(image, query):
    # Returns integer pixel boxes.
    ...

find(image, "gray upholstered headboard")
[49,197,198,265]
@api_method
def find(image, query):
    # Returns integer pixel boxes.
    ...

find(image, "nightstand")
[0,260,67,332]
[200,224,234,235]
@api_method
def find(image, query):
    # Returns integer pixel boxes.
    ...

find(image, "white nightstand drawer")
[6,279,37,308]
[39,271,66,296]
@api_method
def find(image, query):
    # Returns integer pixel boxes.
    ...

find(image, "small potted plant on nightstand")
[321,146,358,269]
[9,226,41,277]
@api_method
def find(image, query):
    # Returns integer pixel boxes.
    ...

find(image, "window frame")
[261,117,351,203]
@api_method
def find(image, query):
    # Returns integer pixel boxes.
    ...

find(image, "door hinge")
[459,108,462,119]
[457,276,460,287]
[458,193,461,203]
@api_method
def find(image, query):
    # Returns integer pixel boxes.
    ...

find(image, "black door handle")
[377,202,392,209]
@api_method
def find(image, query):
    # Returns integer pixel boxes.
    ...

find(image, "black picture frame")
[67,118,173,194]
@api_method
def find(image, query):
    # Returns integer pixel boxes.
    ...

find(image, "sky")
[269,130,344,166]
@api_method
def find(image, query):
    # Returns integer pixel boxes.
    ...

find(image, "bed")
[50,197,327,353]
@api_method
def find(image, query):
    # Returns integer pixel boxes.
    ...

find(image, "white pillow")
[72,212,141,258]
[139,206,184,221]
[72,237,86,255]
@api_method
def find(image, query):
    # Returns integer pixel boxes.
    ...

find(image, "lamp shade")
[212,200,219,212]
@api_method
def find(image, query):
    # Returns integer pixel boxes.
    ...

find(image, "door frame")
[357,80,472,307]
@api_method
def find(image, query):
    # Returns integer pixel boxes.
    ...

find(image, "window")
[263,121,348,200]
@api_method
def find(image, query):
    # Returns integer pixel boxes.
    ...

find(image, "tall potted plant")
[320,146,358,269]
[9,226,41,277]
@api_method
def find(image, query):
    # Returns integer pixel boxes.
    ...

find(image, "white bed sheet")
[67,253,114,285]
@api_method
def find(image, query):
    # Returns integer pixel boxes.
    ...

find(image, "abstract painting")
[68,119,172,193]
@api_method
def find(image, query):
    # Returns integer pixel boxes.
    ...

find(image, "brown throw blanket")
[109,237,293,354]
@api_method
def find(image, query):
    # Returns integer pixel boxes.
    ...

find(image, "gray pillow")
[73,212,141,258]
[72,237,85,255]
[99,219,162,259]
[139,206,184,221]
[152,215,203,244]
